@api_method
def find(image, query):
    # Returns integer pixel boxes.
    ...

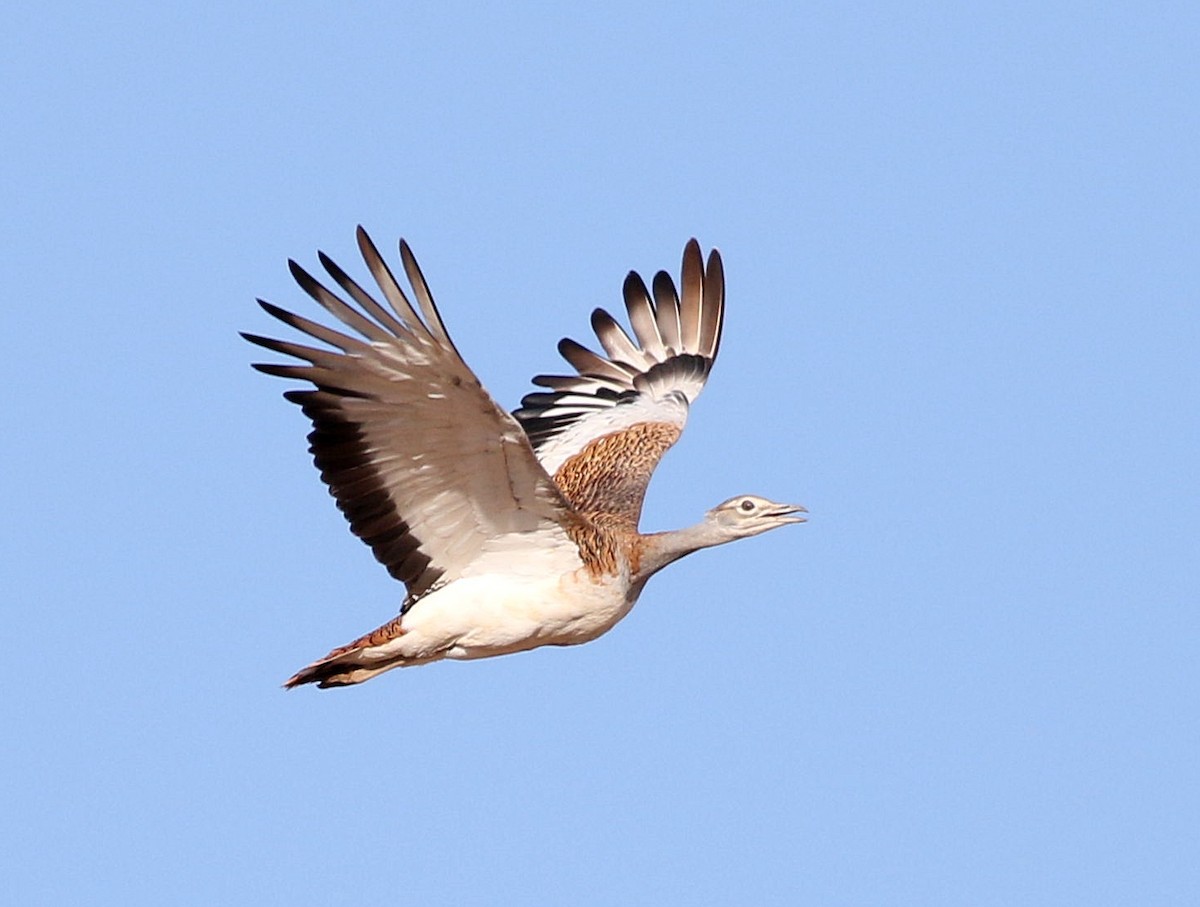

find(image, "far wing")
[244,228,579,600]
[513,240,725,526]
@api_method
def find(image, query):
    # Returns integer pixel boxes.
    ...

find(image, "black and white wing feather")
[514,239,725,476]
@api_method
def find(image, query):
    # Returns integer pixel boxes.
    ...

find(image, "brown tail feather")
[283,655,392,689]
[283,614,409,689]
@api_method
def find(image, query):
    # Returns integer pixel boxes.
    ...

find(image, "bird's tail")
[283,614,424,689]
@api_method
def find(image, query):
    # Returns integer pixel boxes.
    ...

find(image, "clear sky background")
[3,2,1197,904]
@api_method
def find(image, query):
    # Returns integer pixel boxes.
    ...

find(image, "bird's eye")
[740,499,755,512]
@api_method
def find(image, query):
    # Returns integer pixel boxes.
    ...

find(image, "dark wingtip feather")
[589,308,611,332]
[513,239,728,450]
[397,237,458,353]
[622,270,654,311]
[255,298,289,321]
[287,259,326,305]
[703,248,725,360]
[286,258,310,285]
[354,225,378,260]
[240,331,279,352]
[250,362,306,379]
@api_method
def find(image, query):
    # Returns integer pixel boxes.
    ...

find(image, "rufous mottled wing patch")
[552,421,682,524]
[553,421,682,575]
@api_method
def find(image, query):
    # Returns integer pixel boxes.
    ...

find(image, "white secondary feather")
[531,391,691,476]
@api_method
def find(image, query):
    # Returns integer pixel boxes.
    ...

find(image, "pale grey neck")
[635,518,733,585]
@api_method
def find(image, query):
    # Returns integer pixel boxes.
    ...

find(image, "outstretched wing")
[244,228,579,600]
[513,239,724,526]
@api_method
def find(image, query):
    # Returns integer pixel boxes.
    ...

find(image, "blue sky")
[3,2,1197,904]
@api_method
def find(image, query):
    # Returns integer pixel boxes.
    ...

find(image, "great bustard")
[244,229,805,688]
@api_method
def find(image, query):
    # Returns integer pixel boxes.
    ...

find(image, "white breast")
[386,567,636,663]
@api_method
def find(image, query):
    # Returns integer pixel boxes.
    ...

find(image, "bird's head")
[706,494,808,539]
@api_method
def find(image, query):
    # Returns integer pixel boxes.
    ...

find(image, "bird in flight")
[244,229,805,688]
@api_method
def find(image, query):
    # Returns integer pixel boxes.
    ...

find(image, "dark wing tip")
[240,331,277,352]
[703,246,725,360]
[354,224,379,259]
[255,298,287,320]
[589,307,613,332]
[557,336,585,357]
[622,270,653,307]
[286,259,324,300]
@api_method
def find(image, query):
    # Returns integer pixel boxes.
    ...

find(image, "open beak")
[770,503,808,524]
